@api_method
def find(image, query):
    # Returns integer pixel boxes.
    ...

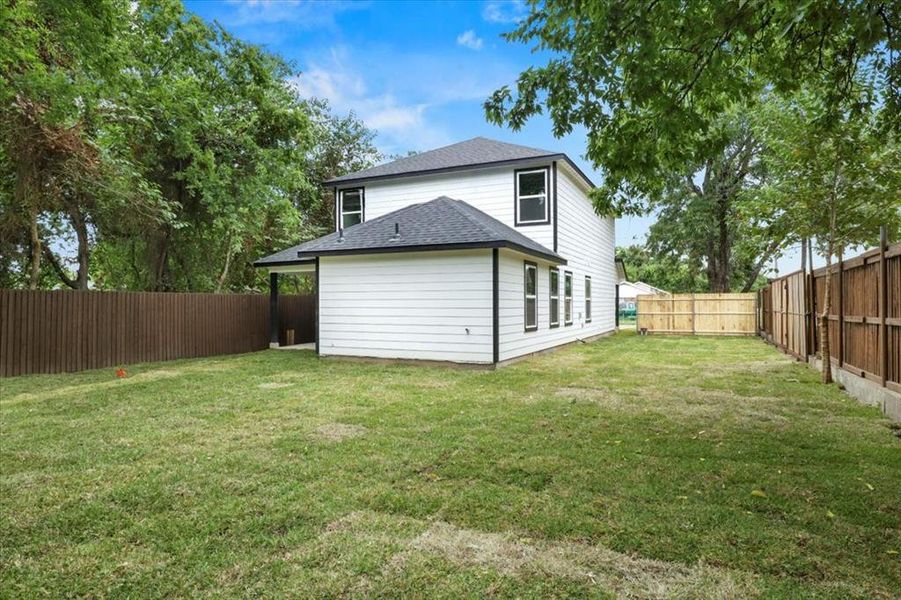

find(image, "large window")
[585,276,592,323]
[549,268,559,328]
[564,271,573,325]
[515,167,550,225]
[524,262,537,331]
[338,188,364,229]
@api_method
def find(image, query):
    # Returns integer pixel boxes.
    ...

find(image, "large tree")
[485,1,898,213]
[2,0,382,293]
[641,109,781,292]
[0,0,163,289]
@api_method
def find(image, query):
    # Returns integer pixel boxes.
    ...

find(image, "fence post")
[809,245,818,358]
[691,293,696,335]
[879,226,888,387]
[782,278,788,350]
[801,239,809,357]
[837,250,844,368]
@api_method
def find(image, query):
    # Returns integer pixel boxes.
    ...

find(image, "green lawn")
[2,332,899,598]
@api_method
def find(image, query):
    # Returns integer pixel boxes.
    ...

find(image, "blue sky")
[185,0,819,273]
[184,0,656,248]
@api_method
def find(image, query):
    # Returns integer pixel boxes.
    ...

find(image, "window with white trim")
[564,271,573,325]
[524,262,537,331]
[515,168,549,225]
[549,268,559,327]
[338,188,364,229]
[585,276,592,322]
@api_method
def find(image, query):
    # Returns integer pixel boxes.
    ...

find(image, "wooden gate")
[636,293,757,335]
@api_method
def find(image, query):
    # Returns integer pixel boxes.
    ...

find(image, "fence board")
[636,293,757,335]
[761,240,901,391]
[0,290,314,377]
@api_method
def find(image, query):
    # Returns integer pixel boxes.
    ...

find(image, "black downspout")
[269,272,279,348]
[615,284,620,328]
[552,161,558,253]
[492,248,499,365]
[315,257,320,356]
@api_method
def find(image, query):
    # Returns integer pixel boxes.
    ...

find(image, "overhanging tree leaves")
[485,0,898,213]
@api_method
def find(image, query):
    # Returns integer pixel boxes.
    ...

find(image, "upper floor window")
[515,167,550,225]
[585,276,592,322]
[338,188,364,229]
[564,271,573,325]
[549,268,560,328]
[524,261,538,331]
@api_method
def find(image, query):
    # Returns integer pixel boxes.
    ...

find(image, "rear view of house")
[257,137,616,365]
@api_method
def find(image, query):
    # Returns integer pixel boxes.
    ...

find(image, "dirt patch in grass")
[258,382,292,390]
[405,520,762,598]
[313,422,367,442]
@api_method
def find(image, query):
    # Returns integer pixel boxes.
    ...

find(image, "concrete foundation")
[808,357,901,422]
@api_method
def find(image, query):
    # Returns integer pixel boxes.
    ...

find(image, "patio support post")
[269,271,279,348]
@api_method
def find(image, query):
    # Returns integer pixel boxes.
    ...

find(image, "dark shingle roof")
[325,137,561,185]
[255,197,565,266]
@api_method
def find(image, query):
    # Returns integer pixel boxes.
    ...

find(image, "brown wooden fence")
[636,293,757,335]
[0,290,315,377]
[759,239,901,394]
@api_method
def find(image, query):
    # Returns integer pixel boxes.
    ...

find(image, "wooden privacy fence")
[759,238,901,394]
[636,293,757,335]
[0,290,315,377]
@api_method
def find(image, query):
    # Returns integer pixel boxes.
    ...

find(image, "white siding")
[319,250,493,363]
[347,163,554,251]
[498,165,616,361]
[556,164,616,333]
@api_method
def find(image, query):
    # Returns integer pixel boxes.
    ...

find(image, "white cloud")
[482,0,527,24]
[222,0,365,28]
[290,48,451,154]
[456,30,484,51]
[291,43,522,155]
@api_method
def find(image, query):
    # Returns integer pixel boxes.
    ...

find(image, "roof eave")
[325,153,596,188]
[252,256,317,268]
[292,241,567,265]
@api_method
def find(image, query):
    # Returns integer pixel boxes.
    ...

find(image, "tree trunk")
[70,205,90,289]
[28,213,41,289]
[215,236,233,293]
[819,257,833,384]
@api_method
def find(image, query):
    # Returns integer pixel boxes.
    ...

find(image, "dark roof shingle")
[325,137,560,185]
[255,197,565,266]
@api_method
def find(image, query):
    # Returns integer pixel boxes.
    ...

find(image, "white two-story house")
[256,137,617,366]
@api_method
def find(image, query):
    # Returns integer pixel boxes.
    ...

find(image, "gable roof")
[255,196,566,266]
[324,137,595,188]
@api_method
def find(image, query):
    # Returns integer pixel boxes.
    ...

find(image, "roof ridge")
[440,197,499,240]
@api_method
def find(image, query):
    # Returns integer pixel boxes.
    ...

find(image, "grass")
[2,331,899,598]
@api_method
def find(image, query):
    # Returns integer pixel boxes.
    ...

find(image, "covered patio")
[265,260,317,350]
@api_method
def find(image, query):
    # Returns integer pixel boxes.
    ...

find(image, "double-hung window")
[564,271,573,325]
[585,276,592,323]
[524,262,538,331]
[549,268,560,327]
[515,167,550,225]
[338,188,364,229]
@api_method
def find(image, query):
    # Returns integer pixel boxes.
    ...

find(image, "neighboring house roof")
[618,280,670,297]
[255,196,566,266]
[324,137,596,188]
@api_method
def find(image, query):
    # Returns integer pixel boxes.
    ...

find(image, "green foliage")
[0,0,381,292]
[485,1,898,214]
[616,245,707,292]
[751,90,900,258]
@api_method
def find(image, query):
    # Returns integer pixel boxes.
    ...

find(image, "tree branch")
[42,246,78,290]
